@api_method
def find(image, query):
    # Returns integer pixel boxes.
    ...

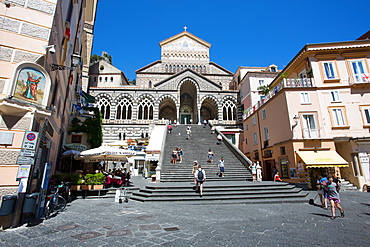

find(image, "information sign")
[20,149,35,157]
[16,164,31,179]
[17,156,35,165]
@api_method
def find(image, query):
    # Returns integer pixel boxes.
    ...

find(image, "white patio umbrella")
[62,150,81,156]
[76,146,136,163]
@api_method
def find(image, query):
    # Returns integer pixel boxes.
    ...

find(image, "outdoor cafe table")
[106,176,124,186]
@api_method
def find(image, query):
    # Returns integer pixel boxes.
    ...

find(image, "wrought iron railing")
[243,78,315,119]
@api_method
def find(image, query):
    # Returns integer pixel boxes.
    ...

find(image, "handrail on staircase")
[209,121,253,169]
[155,121,169,181]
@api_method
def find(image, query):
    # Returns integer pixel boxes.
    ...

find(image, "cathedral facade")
[88,31,239,143]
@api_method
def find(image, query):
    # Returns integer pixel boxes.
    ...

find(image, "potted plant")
[81,174,94,190]
[66,173,83,190]
[91,173,106,190]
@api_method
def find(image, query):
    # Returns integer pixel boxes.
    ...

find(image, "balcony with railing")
[242,78,315,119]
[348,73,370,86]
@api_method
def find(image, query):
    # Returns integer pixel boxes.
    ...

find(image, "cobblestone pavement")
[1,183,369,246]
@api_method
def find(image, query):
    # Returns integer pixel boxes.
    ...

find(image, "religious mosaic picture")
[14,67,46,105]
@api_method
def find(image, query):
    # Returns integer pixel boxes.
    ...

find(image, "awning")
[296,151,349,168]
[80,90,95,103]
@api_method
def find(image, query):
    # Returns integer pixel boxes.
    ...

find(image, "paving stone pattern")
[1,189,369,246]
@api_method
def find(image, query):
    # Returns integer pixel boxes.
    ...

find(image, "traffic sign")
[21,131,39,150]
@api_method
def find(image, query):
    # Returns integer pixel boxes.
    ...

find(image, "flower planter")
[70,185,80,190]
[93,184,104,190]
[80,185,92,190]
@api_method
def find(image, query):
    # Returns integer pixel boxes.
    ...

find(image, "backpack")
[198,170,204,181]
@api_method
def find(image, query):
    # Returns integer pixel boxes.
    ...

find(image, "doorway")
[263,159,275,181]
[181,114,191,124]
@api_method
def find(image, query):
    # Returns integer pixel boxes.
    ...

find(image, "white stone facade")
[89,31,239,143]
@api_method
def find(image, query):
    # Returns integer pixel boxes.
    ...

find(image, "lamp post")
[292,115,299,129]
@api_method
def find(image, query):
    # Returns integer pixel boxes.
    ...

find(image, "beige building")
[0,0,98,190]
[240,35,370,189]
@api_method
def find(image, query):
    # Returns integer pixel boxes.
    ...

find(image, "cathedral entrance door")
[181,114,191,124]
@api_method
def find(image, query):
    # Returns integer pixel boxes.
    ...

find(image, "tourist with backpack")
[195,163,206,197]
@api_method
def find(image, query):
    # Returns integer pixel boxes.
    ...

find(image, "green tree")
[90,53,113,65]
[69,107,102,148]
[257,85,271,96]
[128,79,136,85]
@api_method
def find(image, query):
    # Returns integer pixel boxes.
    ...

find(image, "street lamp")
[71,53,81,67]
[51,53,81,71]
[292,115,299,129]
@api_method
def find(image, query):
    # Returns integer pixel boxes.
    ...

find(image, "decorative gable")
[154,69,222,91]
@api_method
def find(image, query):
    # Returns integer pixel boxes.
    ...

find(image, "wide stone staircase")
[129,124,310,203]
[160,124,252,182]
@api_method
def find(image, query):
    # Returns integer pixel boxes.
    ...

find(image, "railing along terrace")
[348,73,370,85]
[243,78,314,119]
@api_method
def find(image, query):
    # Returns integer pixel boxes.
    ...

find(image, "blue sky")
[92,0,370,81]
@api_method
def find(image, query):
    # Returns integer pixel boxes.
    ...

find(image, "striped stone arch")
[94,93,113,120]
[137,93,156,103]
[114,93,135,102]
[221,95,237,121]
[94,93,113,103]
[157,94,178,105]
[158,94,177,120]
[115,93,135,120]
[200,94,219,105]
[177,77,200,91]
[136,93,156,120]
[200,95,219,121]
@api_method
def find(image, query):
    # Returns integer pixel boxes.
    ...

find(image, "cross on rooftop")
[183,26,188,32]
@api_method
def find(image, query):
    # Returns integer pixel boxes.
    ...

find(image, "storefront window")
[280,159,289,178]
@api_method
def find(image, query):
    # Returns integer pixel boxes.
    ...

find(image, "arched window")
[98,97,111,119]
[110,77,113,82]
[149,81,152,88]
[222,99,236,121]
[116,97,132,120]
[138,97,154,120]
[105,77,107,82]
[99,77,102,82]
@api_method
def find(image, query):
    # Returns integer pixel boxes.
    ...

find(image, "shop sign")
[65,143,87,151]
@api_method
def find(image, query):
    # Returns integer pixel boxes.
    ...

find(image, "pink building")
[240,35,370,190]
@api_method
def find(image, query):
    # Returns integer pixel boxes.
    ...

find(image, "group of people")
[171,147,183,164]
[317,174,344,219]
[249,162,263,182]
[100,167,131,187]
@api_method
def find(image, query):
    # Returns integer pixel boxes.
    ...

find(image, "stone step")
[130,191,309,202]
[129,181,309,203]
